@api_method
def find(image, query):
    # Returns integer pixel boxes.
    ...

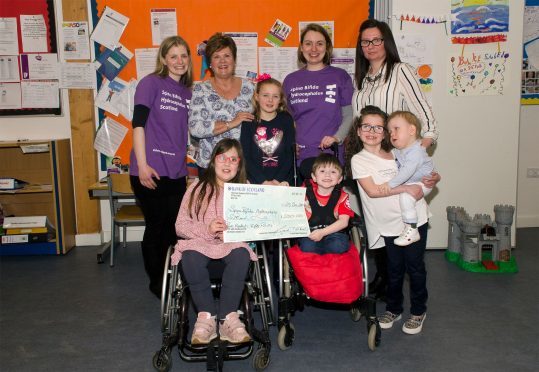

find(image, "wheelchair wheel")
[367,323,381,351]
[152,349,172,372]
[350,225,361,250]
[277,323,295,351]
[160,247,179,334]
[252,347,270,371]
[350,306,362,322]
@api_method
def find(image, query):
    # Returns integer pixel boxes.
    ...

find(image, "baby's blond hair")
[388,111,422,139]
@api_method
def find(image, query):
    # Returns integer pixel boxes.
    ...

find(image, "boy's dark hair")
[311,153,343,175]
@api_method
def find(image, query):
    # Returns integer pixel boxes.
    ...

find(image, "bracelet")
[225,121,230,130]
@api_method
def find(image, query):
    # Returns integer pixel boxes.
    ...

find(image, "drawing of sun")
[417,65,432,79]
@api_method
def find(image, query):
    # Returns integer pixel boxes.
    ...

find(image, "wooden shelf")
[0,184,53,194]
[0,140,76,255]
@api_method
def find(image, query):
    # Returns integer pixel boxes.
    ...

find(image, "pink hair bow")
[256,73,271,82]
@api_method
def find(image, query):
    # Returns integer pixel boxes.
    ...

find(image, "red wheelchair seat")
[286,242,363,304]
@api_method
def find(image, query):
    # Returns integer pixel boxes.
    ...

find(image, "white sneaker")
[377,311,402,329]
[402,313,426,335]
[394,225,420,246]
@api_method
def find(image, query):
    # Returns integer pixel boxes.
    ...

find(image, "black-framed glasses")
[360,38,384,47]
[360,124,384,134]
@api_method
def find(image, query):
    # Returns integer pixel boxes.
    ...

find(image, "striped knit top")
[171,180,257,266]
[352,62,439,142]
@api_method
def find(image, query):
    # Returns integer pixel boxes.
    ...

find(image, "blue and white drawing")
[451,0,509,35]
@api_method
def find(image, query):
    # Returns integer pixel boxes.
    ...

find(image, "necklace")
[366,64,383,83]
[365,70,382,83]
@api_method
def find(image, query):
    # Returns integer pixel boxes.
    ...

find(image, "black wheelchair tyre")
[350,306,362,322]
[252,347,270,371]
[152,349,172,372]
[368,324,377,351]
[277,323,295,350]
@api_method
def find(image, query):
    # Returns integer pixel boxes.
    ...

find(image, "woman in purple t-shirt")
[283,23,354,179]
[129,36,193,298]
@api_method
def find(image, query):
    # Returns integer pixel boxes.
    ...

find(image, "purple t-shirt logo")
[325,84,337,103]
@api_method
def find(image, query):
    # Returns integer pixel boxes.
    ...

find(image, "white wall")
[517,105,539,227]
[391,0,525,247]
[0,97,71,140]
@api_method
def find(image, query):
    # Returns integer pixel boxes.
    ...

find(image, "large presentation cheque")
[223,183,310,243]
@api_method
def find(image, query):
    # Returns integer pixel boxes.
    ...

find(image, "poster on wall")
[90,0,370,170]
[1,0,61,116]
[448,49,509,96]
[0,18,19,54]
[451,0,509,35]
[298,21,334,44]
[522,0,539,104]
[331,48,355,81]
[150,8,177,47]
[258,47,297,83]
[395,33,435,104]
[224,32,258,80]
[20,14,48,53]
[265,19,292,47]
[61,21,90,60]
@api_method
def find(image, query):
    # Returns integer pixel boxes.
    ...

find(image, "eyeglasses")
[360,38,384,47]
[215,154,240,164]
[360,124,385,134]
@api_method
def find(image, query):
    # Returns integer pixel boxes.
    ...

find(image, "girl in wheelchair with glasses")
[171,138,258,345]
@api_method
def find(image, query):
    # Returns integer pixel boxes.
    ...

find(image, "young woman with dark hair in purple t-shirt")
[283,23,354,179]
[129,35,193,298]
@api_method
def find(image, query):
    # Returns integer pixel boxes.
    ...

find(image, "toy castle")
[446,205,517,273]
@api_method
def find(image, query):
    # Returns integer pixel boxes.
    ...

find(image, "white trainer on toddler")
[394,224,420,246]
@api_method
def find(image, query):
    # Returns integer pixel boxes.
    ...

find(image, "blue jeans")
[384,223,428,316]
[299,232,349,254]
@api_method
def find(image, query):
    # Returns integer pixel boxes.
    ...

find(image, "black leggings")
[182,249,251,320]
[131,176,186,293]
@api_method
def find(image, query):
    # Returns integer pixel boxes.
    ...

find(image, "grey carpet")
[1,228,538,371]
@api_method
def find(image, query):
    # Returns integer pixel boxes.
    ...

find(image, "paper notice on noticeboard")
[94,117,128,157]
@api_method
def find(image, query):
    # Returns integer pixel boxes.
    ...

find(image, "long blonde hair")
[252,78,287,123]
[154,35,193,88]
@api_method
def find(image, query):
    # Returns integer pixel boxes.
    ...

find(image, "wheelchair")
[276,179,381,352]
[152,242,275,372]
